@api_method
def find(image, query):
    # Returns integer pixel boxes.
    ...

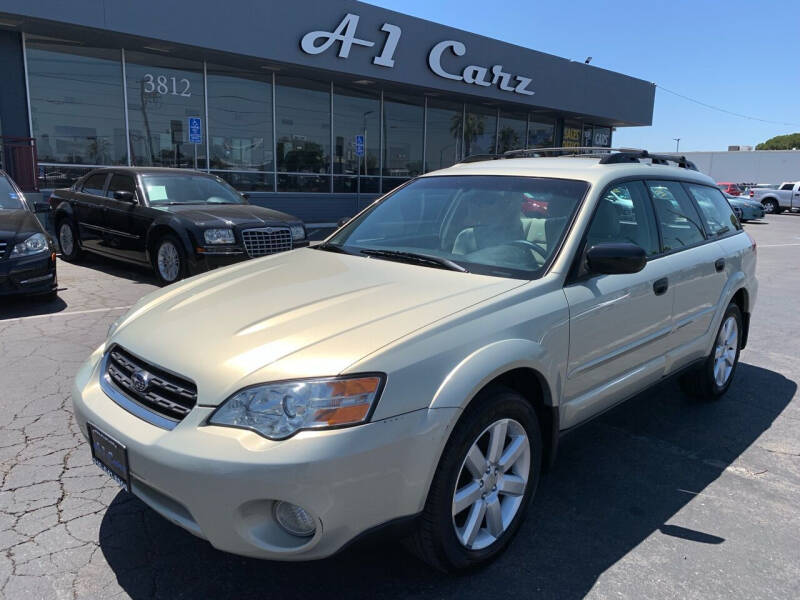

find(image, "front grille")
[242,227,292,258]
[105,346,197,422]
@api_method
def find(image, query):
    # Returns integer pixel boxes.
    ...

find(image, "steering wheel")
[505,240,549,261]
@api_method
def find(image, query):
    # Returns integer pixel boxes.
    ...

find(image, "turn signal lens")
[209,375,384,440]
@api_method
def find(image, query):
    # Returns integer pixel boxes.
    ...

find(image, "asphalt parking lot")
[1,216,799,600]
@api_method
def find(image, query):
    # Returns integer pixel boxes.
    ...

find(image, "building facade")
[0,0,655,226]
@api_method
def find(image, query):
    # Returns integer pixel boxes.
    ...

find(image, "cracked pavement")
[1,220,799,599]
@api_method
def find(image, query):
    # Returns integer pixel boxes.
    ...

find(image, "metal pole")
[203,61,210,172]
[673,138,681,152]
[120,49,132,165]
[21,33,34,140]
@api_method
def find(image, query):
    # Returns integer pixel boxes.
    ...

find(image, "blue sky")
[365,0,800,151]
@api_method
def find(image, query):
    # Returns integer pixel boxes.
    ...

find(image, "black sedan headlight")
[10,233,50,258]
[289,224,306,241]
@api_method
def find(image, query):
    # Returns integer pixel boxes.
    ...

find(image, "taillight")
[749,190,754,198]
[745,231,757,254]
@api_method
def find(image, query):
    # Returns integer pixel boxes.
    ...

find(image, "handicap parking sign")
[188,117,202,144]
[355,135,365,157]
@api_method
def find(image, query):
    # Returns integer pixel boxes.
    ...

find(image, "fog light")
[273,501,316,537]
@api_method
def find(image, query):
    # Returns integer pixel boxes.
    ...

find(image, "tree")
[756,133,800,150]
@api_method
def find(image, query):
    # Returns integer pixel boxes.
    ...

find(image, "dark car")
[0,170,58,299]
[49,168,308,285]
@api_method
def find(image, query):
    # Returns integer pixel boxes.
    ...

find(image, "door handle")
[653,277,669,296]
[714,258,725,272]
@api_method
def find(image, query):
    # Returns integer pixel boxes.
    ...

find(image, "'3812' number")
[142,73,191,97]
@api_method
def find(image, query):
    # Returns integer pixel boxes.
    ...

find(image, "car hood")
[111,248,522,405]
[158,203,298,227]
[0,209,44,242]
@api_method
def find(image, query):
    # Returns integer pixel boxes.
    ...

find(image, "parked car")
[724,193,765,221]
[0,170,58,299]
[49,168,308,285]
[73,151,756,571]
[749,181,800,214]
[717,182,743,196]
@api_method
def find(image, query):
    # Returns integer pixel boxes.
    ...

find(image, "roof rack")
[457,147,698,171]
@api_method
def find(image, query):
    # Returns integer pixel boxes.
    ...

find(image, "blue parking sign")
[188,117,202,144]
[355,135,365,157]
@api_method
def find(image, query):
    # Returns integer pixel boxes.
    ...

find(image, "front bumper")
[189,240,311,275]
[0,252,57,297]
[71,350,456,560]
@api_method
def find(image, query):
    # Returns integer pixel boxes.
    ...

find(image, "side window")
[106,175,137,199]
[81,173,108,196]
[779,183,793,191]
[685,184,740,236]
[586,180,659,255]
[646,180,706,252]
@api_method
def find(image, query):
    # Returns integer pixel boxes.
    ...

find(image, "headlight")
[289,224,305,241]
[208,375,384,440]
[204,228,235,244]
[10,233,49,257]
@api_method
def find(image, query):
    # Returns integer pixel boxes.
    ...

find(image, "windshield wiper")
[316,242,357,255]
[360,248,467,272]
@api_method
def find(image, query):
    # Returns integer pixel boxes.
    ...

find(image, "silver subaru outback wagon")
[72,149,756,571]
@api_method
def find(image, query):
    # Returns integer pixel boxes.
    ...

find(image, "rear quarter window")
[685,183,741,236]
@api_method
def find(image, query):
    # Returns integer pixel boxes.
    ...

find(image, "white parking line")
[758,243,800,248]
[1,305,132,324]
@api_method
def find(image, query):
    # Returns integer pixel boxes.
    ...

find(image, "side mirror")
[33,201,50,212]
[113,190,136,203]
[337,216,352,228]
[586,242,646,275]
[241,192,251,201]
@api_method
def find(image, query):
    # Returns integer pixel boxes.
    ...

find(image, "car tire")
[152,234,186,286]
[56,218,82,262]
[763,199,781,214]
[679,302,742,401]
[405,386,542,572]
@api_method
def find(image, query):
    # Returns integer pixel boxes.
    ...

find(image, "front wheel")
[406,386,542,571]
[762,199,780,214]
[680,303,742,400]
[152,234,186,286]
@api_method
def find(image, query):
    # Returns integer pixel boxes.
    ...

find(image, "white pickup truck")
[750,181,800,213]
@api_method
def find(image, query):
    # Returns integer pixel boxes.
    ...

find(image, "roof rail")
[598,150,698,171]
[456,147,699,171]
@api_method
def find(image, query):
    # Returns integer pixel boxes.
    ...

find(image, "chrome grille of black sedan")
[104,346,197,422]
[241,227,292,257]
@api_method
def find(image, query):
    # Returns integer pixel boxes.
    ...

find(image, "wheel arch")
[429,339,561,468]
[144,220,194,263]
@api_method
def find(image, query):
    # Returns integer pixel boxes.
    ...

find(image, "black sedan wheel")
[57,219,82,262]
[152,234,186,286]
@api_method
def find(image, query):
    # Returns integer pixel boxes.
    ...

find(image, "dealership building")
[0,0,655,226]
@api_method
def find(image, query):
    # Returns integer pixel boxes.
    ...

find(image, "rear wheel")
[762,199,780,214]
[406,386,542,572]
[57,219,82,262]
[680,303,742,400]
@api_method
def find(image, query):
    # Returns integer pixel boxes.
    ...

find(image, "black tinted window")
[0,176,25,210]
[106,175,137,198]
[647,180,706,252]
[685,184,740,236]
[779,183,793,191]
[587,181,659,255]
[81,173,108,196]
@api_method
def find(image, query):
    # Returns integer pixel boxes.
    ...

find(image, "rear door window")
[646,180,706,252]
[106,174,137,199]
[81,173,108,196]
[586,180,660,255]
[685,183,740,236]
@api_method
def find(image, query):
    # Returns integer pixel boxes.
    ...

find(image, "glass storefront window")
[277,174,330,193]
[125,52,206,168]
[333,86,380,176]
[528,119,555,148]
[206,64,273,173]
[593,126,612,147]
[497,110,527,154]
[26,36,127,166]
[275,77,330,175]
[213,170,274,192]
[464,105,497,157]
[383,93,423,178]
[425,99,463,172]
[562,122,583,148]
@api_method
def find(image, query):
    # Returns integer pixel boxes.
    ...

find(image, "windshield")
[142,174,246,206]
[327,175,589,279]
[0,176,25,210]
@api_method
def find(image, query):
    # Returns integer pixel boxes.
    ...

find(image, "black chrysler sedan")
[0,170,58,299]
[49,168,308,285]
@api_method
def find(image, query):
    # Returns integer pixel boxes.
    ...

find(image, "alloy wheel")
[157,241,181,282]
[451,418,530,550]
[713,316,738,387]
[59,223,74,256]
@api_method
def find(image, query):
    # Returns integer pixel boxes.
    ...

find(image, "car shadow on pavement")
[0,293,68,320]
[62,253,157,286]
[98,362,794,600]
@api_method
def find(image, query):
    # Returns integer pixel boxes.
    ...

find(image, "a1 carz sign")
[300,13,535,97]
